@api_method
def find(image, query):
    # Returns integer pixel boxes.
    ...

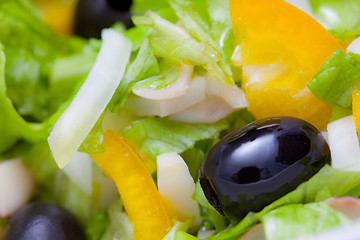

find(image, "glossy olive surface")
[74,0,133,38]
[199,117,331,221]
[6,203,86,240]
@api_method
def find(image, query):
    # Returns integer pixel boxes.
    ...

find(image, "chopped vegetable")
[262,203,351,240]
[327,115,360,170]
[157,152,201,226]
[307,49,360,108]
[0,159,35,218]
[48,29,131,168]
[229,0,342,130]
[352,89,360,134]
[90,130,171,240]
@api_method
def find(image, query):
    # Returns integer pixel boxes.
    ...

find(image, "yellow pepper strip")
[34,0,75,35]
[90,130,171,240]
[229,0,343,130]
[352,89,360,134]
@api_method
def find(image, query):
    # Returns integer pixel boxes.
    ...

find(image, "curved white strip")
[0,159,35,218]
[347,37,360,54]
[206,75,248,109]
[169,96,233,123]
[327,115,360,170]
[125,75,206,117]
[157,152,201,226]
[48,29,132,168]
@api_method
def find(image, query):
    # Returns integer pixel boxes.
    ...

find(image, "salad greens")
[307,49,360,108]
[262,203,351,240]
[3,0,360,240]
[309,0,360,39]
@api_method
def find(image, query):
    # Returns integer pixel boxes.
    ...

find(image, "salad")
[2,0,360,239]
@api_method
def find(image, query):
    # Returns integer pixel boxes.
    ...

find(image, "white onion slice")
[169,96,233,123]
[48,29,132,168]
[0,159,35,217]
[125,75,206,117]
[347,36,360,54]
[206,75,248,109]
[157,152,201,226]
[132,64,193,100]
[327,115,360,170]
[63,152,93,196]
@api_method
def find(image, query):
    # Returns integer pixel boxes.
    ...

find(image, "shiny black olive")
[6,203,86,240]
[199,117,331,221]
[74,0,133,39]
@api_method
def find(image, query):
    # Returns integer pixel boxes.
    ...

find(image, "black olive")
[74,0,133,39]
[6,203,86,240]
[199,117,331,221]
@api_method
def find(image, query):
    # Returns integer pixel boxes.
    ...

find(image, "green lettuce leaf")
[0,0,84,122]
[109,38,158,113]
[0,0,86,154]
[195,181,229,232]
[163,220,193,240]
[49,47,98,110]
[168,0,233,78]
[22,142,58,191]
[167,0,213,46]
[206,0,232,47]
[133,11,233,85]
[307,49,360,108]
[309,0,360,33]
[133,58,180,90]
[85,211,109,240]
[132,0,170,16]
[131,0,178,23]
[262,202,351,240]
[133,11,220,65]
[100,199,133,240]
[122,117,228,160]
[124,26,153,52]
[78,113,106,154]
[0,45,47,153]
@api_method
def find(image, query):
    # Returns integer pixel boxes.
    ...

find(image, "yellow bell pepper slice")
[352,89,360,134]
[34,0,75,35]
[90,130,171,240]
[230,0,343,130]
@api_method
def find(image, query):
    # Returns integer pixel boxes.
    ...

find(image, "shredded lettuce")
[0,45,47,153]
[309,0,360,34]
[133,58,180,90]
[0,0,84,122]
[122,117,228,160]
[0,0,86,155]
[133,11,233,85]
[100,199,133,240]
[307,49,360,108]
[195,181,229,232]
[167,0,233,83]
[163,220,193,240]
[86,211,110,240]
[131,0,171,17]
[262,203,351,240]
[109,38,159,113]
[49,46,98,110]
